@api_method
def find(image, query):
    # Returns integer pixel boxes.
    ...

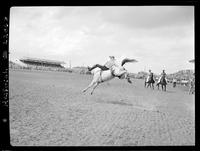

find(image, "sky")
[9,6,194,74]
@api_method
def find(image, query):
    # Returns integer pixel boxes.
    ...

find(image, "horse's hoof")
[127,80,132,84]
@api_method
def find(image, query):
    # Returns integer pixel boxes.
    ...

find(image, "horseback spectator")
[158,70,167,84]
[172,78,177,87]
[146,69,154,83]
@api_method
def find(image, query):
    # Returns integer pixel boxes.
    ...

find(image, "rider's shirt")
[149,72,153,77]
[104,60,117,69]
[161,72,166,77]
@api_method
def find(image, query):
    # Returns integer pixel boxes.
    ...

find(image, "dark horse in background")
[156,76,167,91]
[144,75,155,89]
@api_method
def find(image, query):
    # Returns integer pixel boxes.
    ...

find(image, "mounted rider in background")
[158,70,167,84]
[146,69,155,83]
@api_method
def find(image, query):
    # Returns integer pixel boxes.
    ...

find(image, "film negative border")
[0,0,199,150]
[1,15,10,148]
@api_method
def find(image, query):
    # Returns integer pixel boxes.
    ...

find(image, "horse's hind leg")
[162,85,165,91]
[125,73,132,84]
[127,77,132,84]
[157,83,159,90]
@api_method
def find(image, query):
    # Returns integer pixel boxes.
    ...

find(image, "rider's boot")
[87,66,91,71]
[88,66,96,71]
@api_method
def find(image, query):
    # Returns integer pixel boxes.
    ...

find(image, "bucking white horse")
[82,58,138,95]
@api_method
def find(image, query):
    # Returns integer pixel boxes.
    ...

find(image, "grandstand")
[19,57,65,68]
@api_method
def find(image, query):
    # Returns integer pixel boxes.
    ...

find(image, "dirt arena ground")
[9,69,195,146]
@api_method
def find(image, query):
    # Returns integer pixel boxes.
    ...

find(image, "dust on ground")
[9,69,195,146]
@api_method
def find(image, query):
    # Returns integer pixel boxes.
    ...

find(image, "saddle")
[160,76,167,84]
[146,75,155,83]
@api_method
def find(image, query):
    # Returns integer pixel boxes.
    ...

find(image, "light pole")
[69,60,71,69]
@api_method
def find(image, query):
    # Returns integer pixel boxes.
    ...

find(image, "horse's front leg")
[90,82,99,95]
[82,80,95,93]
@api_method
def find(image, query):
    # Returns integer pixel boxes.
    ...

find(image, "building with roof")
[72,66,91,74]
[19,57,65,69]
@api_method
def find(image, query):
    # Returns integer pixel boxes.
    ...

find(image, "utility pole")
[69,60,71,69]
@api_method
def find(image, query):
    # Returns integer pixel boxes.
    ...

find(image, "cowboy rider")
[88,56,132,83]
[88,56,117,72]
[146,69,152,81]
[158,70,167,84]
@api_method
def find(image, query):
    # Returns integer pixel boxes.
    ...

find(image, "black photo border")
[1,0,199,150]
